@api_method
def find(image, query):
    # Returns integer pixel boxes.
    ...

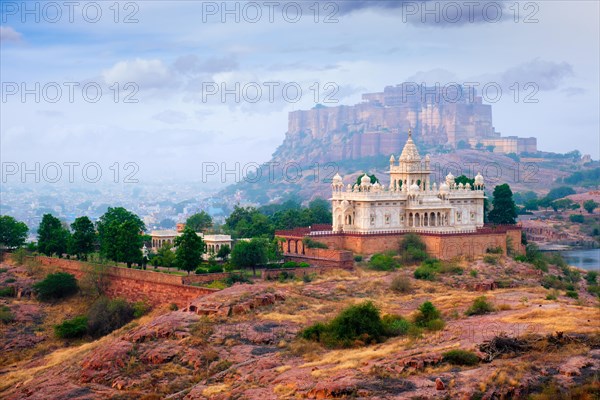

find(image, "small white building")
[149,226,232,260]
[331,130,486,233]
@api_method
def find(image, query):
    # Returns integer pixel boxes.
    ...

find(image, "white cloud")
[0,26,22,43]
[102,58,173,89]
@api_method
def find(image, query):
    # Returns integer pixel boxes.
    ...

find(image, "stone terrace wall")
[306,227,524,260]
[283,247,354,269]
[28,256,218,308]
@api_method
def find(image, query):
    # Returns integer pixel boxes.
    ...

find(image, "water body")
[560,249,600,271]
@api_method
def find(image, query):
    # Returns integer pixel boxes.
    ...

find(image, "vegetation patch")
[368,253,400,271]
[0,305,15,324]
[442,349,479,366]
[33,272,78,301]
[0,286,15,297]
[465,296,495,316]
[54,315,88,339]
[390,276,412,293]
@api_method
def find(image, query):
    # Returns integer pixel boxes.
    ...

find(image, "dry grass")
[500,306,599,333]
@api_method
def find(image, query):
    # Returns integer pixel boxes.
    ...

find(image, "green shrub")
[169,303,178,311]
[465,296,495,316]
[225,272,251,286]
[133,302,151,318]
[390,276,412,293]
[278,271,295,282]
[587,285,600,297]
[413,301,442,328]
[0,286,15,297]
[4,278,16,283]
[382,314,411,336]
[426,318,446,331]
[533,258,549,272]
[87,297,134,338]
[369,253,399,271]
[439,262,464,275]
[483,255,499,265]
[302,237,328,249]
[282,261,299,269]
[0,268,7,273]
[206,280,227,289]
[513,254,528,262]
[54,315,88,338]
[414,265,436,280]
[469,269,478,278]
[301,301,386,348]
[546,290,558,300]
[399,234,428,263]
[569,214,585,223]
[195,267,208,274]
[207,265,223,274]
[443,349,479,366]
[541,275,567,290]
[33,272,78,301]
[302,273,316,283]
[486,246,503,254]
[354,255,363,262]
[298,262,310,268]
[565,290,579,299]
[585,271,598,285]
[0,305,15,324]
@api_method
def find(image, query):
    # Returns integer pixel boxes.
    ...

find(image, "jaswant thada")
[276,130,523,264]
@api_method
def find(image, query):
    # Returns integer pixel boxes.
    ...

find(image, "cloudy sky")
[1,0,598,185]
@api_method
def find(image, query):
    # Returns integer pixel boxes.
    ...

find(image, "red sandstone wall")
[30,256,218,307]
[260,266,323,279]
[307,229,524,260]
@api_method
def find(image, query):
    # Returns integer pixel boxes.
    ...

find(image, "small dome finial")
[408,128,412,139]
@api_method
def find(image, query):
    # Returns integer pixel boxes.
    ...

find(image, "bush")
[541,275,567,290]
[390,276,412,293]
[5,278,16,283]
[0,305,15,324]
[225,272,251,286]
[195,267,208,274]
[54,315,88,338]
[0,286,15,297]
[169,303,178,311]
[369,253,399,271]
[399,234,428,264]
[486,246,503,254]
[0,268,7,273]
[207,265,223,274]
[465,296,495,316]
[426,318,446,331]
[382,314,412,336]
[413,301,442,328]
[546,290,558,300]
[533,258,549,272]
[87,297,135,337]
[354,255,363,262]
[301,301,386,348]
[469,270,478,278]
[278,271,295,282]
[585,271,598,285]
[282,261,299,269]
[565,290,579,299]
[483,255,499,265]
[298,262,310,268]
[302,238,328,249]
[414,266,435,280]
[569,214,585,223]
[587,285,600,297]
[33,272,78,301]
[443,349,479,366]
[133,301,151,318]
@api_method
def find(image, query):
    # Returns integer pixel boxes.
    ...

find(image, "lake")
[560,249,600,271]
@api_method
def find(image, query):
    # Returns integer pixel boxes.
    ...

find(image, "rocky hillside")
[1,255,599,399]
[220,148,595,205]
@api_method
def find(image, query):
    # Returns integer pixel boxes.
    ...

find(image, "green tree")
[97,207,145,267]
[355,173,379,186]
[552,198,574,212]
[174,227,205,274]
[155,242,176,268]
[488,184,517,225]
[231,238,268,276]
[0,215,28,249]
[584,200,598,214]
[455,175,475,189]
[37,214,70,257]
[544,186,576,202]
[186,211,213,232]
[216,244,231,261]
[307,198,332,224]
[70,216,96,260]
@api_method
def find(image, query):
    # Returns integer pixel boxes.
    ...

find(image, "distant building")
[149,225,232,260]
[468,136,537,154]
